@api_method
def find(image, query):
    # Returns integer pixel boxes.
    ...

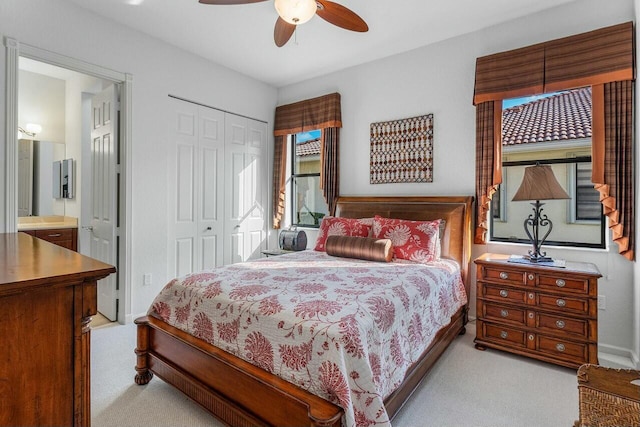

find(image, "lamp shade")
[274,0,317,25]
[512,164,570,201]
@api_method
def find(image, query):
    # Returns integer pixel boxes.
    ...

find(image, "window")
[291,129,328,227]
[574,162,601,221]
[490,88,605,249]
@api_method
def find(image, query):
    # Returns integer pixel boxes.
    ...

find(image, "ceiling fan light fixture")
[274,0,316,25]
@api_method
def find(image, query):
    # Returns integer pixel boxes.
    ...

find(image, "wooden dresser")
[474,253,601,369]
[0,232,115,427]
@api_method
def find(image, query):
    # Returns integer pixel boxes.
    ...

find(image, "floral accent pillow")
[314,216,372,251]
[372,216,441,262]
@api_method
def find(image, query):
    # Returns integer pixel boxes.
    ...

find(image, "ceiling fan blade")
[199,0,268,4]
[274,17,296,47]
[316,0,368,32]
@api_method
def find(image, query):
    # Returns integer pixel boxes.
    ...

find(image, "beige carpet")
[90,312,114,329]
[91,321,580,427]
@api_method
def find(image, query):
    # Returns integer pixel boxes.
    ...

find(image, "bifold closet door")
[168,99,225,277]
[223,115,268,265]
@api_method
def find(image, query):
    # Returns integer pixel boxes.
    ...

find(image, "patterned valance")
[274,92,342,136]
[473,21,634,105]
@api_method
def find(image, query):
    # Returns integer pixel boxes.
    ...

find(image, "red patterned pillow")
[372,216,441,262]
[314,216,372,251]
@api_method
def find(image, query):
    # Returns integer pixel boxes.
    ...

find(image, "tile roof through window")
[502,87,592,146]
[296,138,321,156]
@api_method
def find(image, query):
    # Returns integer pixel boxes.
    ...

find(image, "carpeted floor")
[91,320,580,427]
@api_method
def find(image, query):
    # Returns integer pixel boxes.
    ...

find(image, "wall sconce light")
[511,163,570,263]
[18,123,42,139]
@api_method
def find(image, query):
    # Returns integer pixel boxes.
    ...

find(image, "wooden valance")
[274,92,342,136]
[473,21,634,104]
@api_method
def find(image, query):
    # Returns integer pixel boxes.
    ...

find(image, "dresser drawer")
[537,293,590,316]
[535,312,589,339]
[537,335,587,362]
[480,301,526,326]
[32,228,78,251]
[480,283,528,304]
[538,274,589,294]
[482,323,527,348]
[35,228,74,242]
[481,266,525,286]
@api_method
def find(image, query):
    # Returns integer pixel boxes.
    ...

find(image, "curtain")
[272,93,342,229]
[592,81,635,260]
[474,101,502,244]
[320,127,340,215]
[472,21,635,257]
[272,135,287,229]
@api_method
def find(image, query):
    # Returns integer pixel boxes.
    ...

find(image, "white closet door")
[168,99,224,277]
[198,106,225,270]
[224,115,267,265]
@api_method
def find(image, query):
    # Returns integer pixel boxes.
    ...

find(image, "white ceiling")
[64,0,577,88]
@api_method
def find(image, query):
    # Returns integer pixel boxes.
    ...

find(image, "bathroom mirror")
[18,139,66,216]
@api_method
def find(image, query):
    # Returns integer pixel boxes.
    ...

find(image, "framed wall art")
[370,113,433,184]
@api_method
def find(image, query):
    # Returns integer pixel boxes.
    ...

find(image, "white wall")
[18,70,65,143]
[0,0,278,319]
[278,0,638,367]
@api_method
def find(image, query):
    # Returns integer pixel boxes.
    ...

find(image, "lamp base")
[525,255,554,263]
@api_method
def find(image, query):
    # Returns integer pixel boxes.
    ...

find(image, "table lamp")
[511,163,570,263]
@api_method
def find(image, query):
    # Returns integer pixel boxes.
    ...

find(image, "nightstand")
[261,249,293,257]
[474,253,601,369]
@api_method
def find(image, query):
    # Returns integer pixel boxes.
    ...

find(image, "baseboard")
[598,343,637,369]
[125,312,149,325]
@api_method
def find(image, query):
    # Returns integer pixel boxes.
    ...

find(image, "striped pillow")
[325,235,393,262]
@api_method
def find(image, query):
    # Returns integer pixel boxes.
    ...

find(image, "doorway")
[5,38,132,324]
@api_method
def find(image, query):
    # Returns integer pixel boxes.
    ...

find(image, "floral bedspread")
[148,250,467,427]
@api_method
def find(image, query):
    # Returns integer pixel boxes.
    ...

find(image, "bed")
[134,196,473,427]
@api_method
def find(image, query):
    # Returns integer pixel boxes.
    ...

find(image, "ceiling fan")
[198,0,369,47]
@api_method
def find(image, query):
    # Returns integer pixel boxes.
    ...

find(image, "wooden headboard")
[334,196,474,291]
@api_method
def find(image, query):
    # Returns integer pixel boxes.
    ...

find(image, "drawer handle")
[556,343,566,352]
[528,274,535,281]
[556,298,566,307]
[556,279,566,288]
[528,312,534,319]
[528,334,534,341]
[529,293,535,300]
[555,320,566,329]
[47,233,62,237]
[499,272,508,280]
[500,331,508,339]
[499,290,509,298]
[500,309,509,318]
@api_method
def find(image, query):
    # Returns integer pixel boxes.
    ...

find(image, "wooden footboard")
[135,315,343,427]
[134,305,466,427]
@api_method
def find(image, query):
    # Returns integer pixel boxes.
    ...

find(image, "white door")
[168,98,225,278]
[17,139,33,217]
[224,116,267,264]
[90,85,118,321]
